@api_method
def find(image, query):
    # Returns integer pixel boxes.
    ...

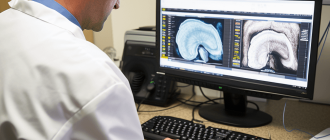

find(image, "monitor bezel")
[156,0,323,99]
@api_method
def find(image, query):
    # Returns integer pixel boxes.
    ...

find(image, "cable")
[138,86,196,112]
[177,98,214,104]
[138,94,194,112]
[136,98,146,111]
[177,96,219,106]
[136,91,150,111]
[280,22,330,138]
[175,81,190,87]
[199,86,218,104]
[176,99,199,107]
[318,20,330,63]
[318,20,330,47]
[192,84,197,95]
[283,101,330,139]
[247,101,260,111]
[177,84,191,88]
[190,99,260,122]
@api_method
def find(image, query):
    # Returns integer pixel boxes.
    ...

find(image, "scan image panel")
[173,17,224,65]
[241,20,300,74]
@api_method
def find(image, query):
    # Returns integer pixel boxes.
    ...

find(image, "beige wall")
[83,30,94,43]
[109,0,156,60]
[93,0,156,58]
[312,5,330,104]
[93,15,114,51]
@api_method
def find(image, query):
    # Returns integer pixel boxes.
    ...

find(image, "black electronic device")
[121,28,178,106]
[142,116,270,140]
[156,0,322,127]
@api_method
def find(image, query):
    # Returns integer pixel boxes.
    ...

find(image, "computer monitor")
[156,0,322,127]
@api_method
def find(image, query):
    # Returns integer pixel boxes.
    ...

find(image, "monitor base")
[199,104,272,127]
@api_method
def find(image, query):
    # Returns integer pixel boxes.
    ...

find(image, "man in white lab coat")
[0,0,146,139]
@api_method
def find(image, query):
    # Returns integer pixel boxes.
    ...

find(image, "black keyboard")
[142,116,269,140]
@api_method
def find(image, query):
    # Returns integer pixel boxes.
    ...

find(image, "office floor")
[137,95,330,140]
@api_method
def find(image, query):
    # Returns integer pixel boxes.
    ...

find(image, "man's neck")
[55,0,87,30]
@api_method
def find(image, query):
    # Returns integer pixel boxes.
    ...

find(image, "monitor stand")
[198,92,272,127]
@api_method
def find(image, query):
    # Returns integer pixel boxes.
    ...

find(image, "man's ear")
[114,0,120,9]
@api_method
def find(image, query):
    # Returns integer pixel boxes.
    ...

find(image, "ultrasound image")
[175,19,223,63]
[242,21,300,74]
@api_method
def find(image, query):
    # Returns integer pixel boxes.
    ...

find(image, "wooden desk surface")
[137,95,330,140]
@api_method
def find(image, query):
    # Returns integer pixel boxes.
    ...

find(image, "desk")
[137,95,330,140]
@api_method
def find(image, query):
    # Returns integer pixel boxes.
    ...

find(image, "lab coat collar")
[33,0,82,29]
[8,0,85,40]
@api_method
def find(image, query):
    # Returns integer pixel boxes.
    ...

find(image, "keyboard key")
[160,131,181,139]
[141,116,269,140]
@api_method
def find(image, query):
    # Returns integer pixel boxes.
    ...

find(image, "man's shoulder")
[0,8,83,41]
[0,7,106,61]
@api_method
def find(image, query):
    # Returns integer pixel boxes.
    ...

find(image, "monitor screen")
[157,0,322,99]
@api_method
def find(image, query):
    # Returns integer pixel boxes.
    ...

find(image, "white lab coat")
[0,0,144,139]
